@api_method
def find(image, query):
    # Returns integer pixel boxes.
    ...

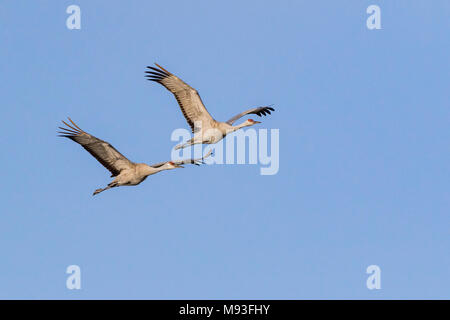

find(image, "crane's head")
[246,119,261,126]
[167,161,183,169]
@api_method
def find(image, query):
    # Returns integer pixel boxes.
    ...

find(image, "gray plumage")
[58,118,212,195]
[145,63,275,149]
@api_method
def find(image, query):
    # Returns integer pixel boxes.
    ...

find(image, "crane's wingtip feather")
[58,127,78,134]
[68,117,83,131]
[61,120,79,132]
[154,63,171,75]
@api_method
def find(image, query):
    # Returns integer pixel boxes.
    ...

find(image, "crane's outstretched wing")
[58,118,134,177]
[150,150,213,168]
[226,105,275,125]
[145,63,215,133]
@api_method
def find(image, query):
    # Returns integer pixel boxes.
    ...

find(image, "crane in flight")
[58,118,212,196]
[145,63,275,150]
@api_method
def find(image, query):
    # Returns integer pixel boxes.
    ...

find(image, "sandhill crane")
[58,118,212,196]
[145,63,275,150]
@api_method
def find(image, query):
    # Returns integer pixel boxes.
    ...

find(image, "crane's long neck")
[141,163,171,176]
[231,121,252,131]
[217,121,251,136]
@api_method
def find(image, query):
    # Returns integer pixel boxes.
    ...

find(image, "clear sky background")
[0,1,449,299]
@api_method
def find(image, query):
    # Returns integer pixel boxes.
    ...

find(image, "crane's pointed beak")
[253,121,261,124]
[176,165,184,168]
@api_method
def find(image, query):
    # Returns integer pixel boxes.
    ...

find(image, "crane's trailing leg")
[174,138,194,150]
[93,182,117,196]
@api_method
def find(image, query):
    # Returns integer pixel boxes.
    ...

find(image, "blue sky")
[0,0,449,299]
